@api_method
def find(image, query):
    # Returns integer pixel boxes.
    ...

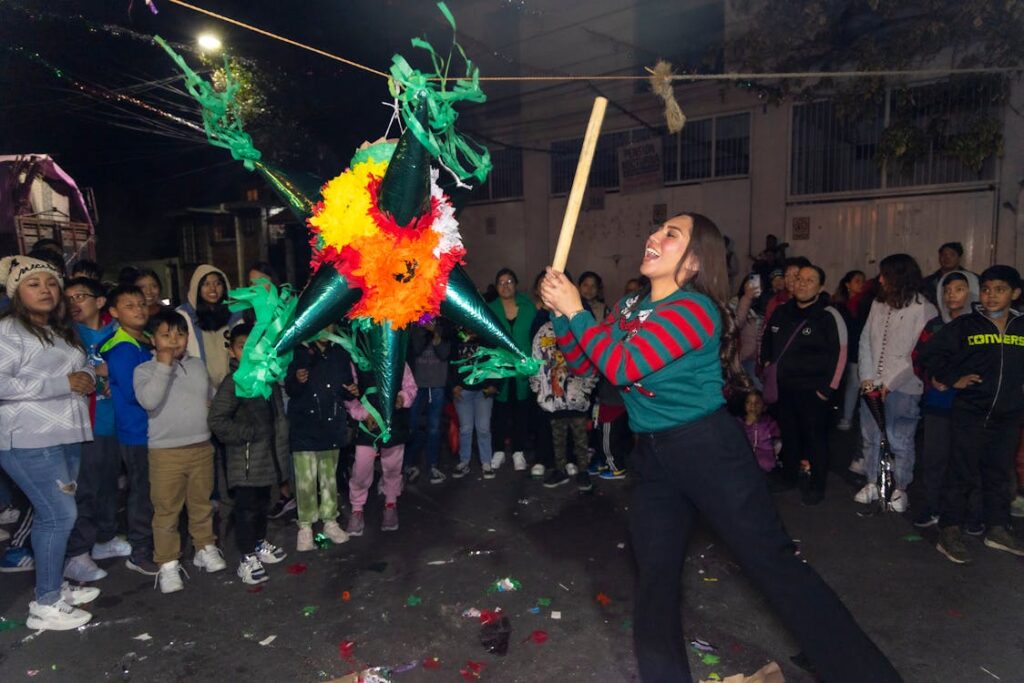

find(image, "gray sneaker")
[346,511,365,537]
[936,526,971,564]
[983,525,1024,557]
[381,504,399,532]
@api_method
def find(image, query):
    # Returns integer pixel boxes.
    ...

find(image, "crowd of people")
[0,232,1021,644]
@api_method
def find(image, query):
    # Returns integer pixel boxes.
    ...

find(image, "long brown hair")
[877,254,923,309]
[631,212,751,394]
[1,281,82,349]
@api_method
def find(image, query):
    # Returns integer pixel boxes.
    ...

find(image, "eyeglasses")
[65,293,96,302]
[497,279,516,286]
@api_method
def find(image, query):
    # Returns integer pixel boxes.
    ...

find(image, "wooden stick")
[552,96,607,272]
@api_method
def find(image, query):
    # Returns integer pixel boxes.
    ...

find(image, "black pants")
[492,397,530,453]
[120,442,154,562]
[776,387,831,492]
[232,485,271,556]
[67,435,121,557]
[631,409,901,683]
[600,413,633,470]
[940,409,1019,529]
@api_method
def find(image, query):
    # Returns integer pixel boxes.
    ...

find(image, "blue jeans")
[0,444,81,604]
[860,390,919,489]
[0,468,13,507]
[454,390,493,466]
[407,387,445,470]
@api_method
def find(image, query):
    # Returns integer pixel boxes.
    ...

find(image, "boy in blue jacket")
[101,285,157,575]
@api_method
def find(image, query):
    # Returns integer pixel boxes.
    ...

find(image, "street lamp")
[197,33,222,52]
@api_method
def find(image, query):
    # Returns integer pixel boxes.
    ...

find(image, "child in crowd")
[101,285,158,575]
[134,309,226,593]
[0,255,100,630]
[591,377,632,480]
[449,328,498,479]
[63,278,131,583]
[345,356,417,535]
[912,271,979,529]
[406,319,452,484]
[923,266,1024,564]
[530,315,598,491]
[734,390,782,473]
[208,324,289,584]
[285,331,354,550]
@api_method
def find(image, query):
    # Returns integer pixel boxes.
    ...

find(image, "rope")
[163,0,390,78]
[165,0,1020,83]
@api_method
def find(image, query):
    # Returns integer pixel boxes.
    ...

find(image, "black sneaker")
[125,556,160,576]
[542,470,569,488]
[452,462,471,479]
[268,496,296,520]
[576,471,593,492]
[965,521,985,536]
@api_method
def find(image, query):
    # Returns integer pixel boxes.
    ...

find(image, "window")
[472,147,523,202]
[552,114,751,194]
[791,79,1000,196]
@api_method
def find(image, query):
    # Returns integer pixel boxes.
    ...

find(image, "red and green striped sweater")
[551,288,724,433]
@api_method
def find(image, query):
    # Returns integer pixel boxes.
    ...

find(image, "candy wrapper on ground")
[155,2,538,436]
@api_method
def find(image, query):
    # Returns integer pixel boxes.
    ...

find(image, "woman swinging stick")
[540,213,902,683]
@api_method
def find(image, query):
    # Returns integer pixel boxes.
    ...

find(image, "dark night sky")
[0,0,474,261]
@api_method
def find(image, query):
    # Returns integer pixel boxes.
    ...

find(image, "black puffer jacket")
[920,305,1024,419]
[208,376,289,489]
[285,342,354,452]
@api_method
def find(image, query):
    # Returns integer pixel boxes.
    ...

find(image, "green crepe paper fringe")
[387,2,491,186]
[228,279,297,399]
[453,346,541,385]
[311,326,391,443]
[153,36,262,171]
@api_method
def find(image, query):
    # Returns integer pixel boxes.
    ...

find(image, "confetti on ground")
[462,608,482,619]
[946,608,964,618]
[596,592,612,606]
[980,666,1001,680]
[690,638,717,653]
[460,660,486,680]
[536,597,552,607]
[406,595,423,607]
[558,583,570,592]
[0,618,24,632]
[341,591,351,602]
[479,609,503,625]
[339,640,356,660]
[528,607,540,615]
[302,605,319,617]
[286,562,308,575]
[422,657,442,669]
[551,611,561,620]
[247,586,264,594]
[258,635,276,646]
[314,533,332,549]
[427,559,453,566]
[27,670,40,677]
[488,577,521,593]
[527,629,548,644]
[703,577,719,582]
[902,534,924,542]
[701,653,721,665]
[132,633,152,641]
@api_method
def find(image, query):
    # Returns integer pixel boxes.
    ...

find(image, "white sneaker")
[0,506,21,525]
[157,560,186,594]
[60,580,100,606]
[512,451,527,471]
[26,598,92,631]
[848,458,867,476]
[91,537,132,560]
[530,463,545,478]
[491,451,506,469]
[296,526,314,552]
[64,552,108,582]
[254,539,287,564]
[0,527,8,542]
[854,483,879,504]
[193,545,227,573]
[322,521,350,545]
[237,555,269,585]
[566,463,579,476]
[836,419,852,431]
[890,489,909,512]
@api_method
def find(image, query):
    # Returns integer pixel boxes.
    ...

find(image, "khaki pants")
[149,442,216,564]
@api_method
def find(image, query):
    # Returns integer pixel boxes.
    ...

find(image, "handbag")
[762,322,805,404]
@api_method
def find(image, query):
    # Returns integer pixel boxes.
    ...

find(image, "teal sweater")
[487,292,536,402]
[552,288,723,433]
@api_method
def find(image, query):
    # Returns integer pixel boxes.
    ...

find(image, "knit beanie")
[0,255,64,298]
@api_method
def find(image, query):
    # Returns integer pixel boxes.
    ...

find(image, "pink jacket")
[344,363,418,421]
[736,415,781,472]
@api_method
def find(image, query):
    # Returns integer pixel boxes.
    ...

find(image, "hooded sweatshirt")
[176,265,241,389]
[76,320,117,436]
[913,270,979,414]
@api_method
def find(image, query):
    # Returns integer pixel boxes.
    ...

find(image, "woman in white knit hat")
[0,254,102,630]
